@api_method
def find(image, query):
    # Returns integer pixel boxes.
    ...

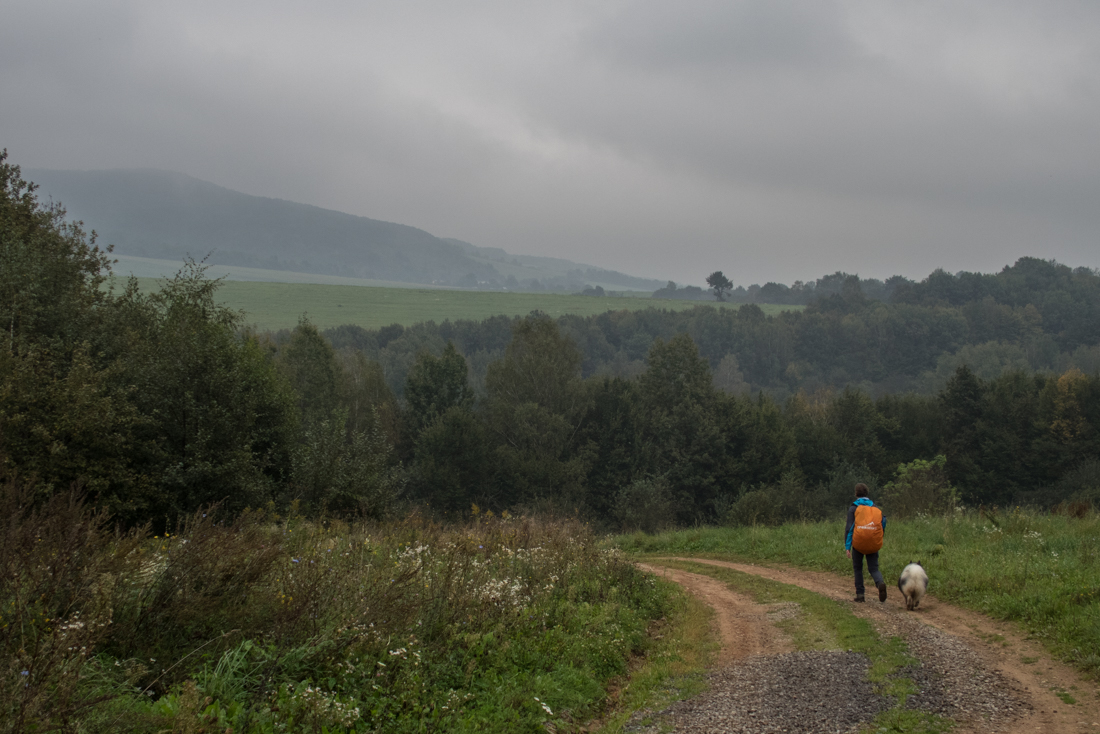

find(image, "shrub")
[724,471,827,526]
[1058,458,1100,506]
[614,476,674,533]
[104,506,284,687]
[0,473,141,734]
[879,455,957,518]
[290,408,404,518]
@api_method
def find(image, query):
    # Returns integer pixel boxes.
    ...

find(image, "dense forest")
[3,153,1099,532]
[321,257,1100,402]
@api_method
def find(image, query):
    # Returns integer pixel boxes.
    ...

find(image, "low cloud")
[3,0,1098,285]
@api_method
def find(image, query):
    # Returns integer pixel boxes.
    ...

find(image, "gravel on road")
[629,560,1041,734]
[629,651,890,734]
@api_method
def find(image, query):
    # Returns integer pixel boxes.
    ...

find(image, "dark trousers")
[852,550,884,595]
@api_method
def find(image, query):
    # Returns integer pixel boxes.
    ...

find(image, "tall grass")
[1,474,675,733]
[614,508,1100,679]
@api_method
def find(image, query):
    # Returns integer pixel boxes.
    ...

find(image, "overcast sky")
[3,1,1099,286]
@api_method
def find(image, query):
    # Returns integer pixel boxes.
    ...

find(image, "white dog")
[898,562,928,611]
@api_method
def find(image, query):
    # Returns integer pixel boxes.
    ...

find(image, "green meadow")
[115,276,799,331]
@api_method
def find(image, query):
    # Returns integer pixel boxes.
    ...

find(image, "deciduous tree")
[404,342,473,437]
[484,316,589,508]
[277,318,343,427]
[706,271,733,302]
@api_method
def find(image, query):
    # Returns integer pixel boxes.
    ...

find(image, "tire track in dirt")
[647,557,1100,734]
[632,563,891,733]
[636,563,795,666]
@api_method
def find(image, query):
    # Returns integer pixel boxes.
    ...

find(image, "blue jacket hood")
[853,498,874,507]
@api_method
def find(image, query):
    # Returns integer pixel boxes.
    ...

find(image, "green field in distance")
[119,276,800,331]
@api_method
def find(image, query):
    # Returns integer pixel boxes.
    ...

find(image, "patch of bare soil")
[649,557,1100,734]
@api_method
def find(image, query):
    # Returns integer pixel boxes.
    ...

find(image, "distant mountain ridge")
[26,168,665,292]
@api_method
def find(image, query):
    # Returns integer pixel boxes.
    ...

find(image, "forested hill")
[320,257,1100,400]
[4,149,1098,534]
[25,168,665,292]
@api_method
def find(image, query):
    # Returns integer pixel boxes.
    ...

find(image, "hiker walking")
[845,483,887,603]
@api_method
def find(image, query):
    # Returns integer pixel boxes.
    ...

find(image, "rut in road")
[633,558,1100,734]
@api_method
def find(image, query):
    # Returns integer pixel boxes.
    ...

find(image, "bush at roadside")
[1,476,673,734]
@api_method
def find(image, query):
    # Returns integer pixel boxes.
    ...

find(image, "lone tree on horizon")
[706,271,733,301]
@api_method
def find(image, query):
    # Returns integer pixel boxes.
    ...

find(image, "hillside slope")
[27,168,498,285]
[26,168,665,291]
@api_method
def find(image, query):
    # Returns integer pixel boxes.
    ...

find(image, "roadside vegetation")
[592,579,717,734]
[2,483,674,733]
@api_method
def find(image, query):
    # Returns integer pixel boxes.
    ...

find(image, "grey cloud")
[585,0,863,71]
[2,0,1099,286]
[505,2,1100,240]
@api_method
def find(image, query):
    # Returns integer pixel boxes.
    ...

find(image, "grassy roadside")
[639,559,954,734]
[611,510,1100,681]
[594,577,715,733]
[2,490,678,734]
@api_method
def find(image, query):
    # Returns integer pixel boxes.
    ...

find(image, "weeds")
[0,473,141,733]
[595,580,714,733]
[1,475,675,733]
[865,709,955,733]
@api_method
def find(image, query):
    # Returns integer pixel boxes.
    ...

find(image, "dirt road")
[639,557,1100,734]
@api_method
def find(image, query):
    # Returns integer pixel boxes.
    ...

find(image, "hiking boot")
[853,594,865,602]
[877,583,888,602]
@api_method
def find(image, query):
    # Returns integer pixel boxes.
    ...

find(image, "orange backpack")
[851,505,884,554]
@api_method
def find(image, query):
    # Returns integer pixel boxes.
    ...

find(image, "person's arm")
[844,505,855,556]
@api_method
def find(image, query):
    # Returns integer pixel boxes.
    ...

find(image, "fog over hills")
[27,168,665,292]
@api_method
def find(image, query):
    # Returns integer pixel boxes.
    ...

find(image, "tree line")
[3,152,1098,531]
[323,257,1100,405]
[390,323,1099,527]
